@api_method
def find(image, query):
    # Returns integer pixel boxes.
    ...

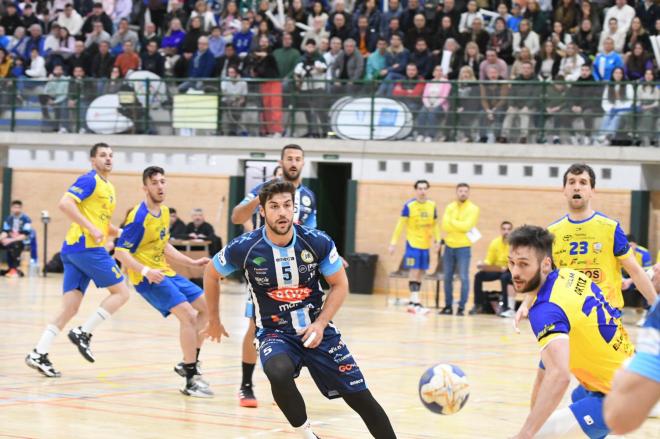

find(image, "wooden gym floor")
[0,275,657,438]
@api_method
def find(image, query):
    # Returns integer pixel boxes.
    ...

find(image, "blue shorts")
[569,385,609,439]
[135,274,203,317]
[404,243,430,270]
[257,326,368,399]
[62,248,124,294]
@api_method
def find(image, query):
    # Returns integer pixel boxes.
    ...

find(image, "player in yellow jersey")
[114,167,214,398]
[508,226,634,439]
[547,164,656,310]
[26,143,130,378]
[389,180,440,314]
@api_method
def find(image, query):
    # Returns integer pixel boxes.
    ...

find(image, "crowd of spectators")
[0,0,657,144]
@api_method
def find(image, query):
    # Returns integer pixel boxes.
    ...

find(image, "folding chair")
[387,256,410,305]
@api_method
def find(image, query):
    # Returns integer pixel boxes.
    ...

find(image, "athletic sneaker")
[636,310,648,327]
[407,302,429,315]
[25,350,61,377]
[181,375,214,398]
[68,326,95,363]
[456,307,465,316]
[499,309,516,318]
[174,361,209,387]
[439,306,453,315]
[238,385,258,408]
[6,268,19,278]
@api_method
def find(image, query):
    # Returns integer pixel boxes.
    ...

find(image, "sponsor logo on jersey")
[333,353,353,363]
[254,276,270,286]
[267,286,312,303]
[218,248,227,265]
[159,228,167,240]
[328,340,346,355]
[593,242,602,253]
[301,250,314,263]
[329,247,339,264]
[302,195,312,207]
[350,379,364,386]
[537,324,556,340]
[253,256,267,266]
[339,363,357,373]
[276,256,296,263]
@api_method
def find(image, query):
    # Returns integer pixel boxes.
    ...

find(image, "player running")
[26,143,131,377]
[388,179,440,314]
[229,144,316,407]
[204,180,397,439]
[114,167,213,397]
[508,225,635,439]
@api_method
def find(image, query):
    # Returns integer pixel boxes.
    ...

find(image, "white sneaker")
[424,136,432,143]
[415,134,424,142]
[499,309,515,318]
[636,310,648,327]
[407,303,429,315]
[181,375,214,398]
[58,127,68,133]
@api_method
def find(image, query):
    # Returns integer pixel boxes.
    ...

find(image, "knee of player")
[263,355,295,385]
[603,399,635,435]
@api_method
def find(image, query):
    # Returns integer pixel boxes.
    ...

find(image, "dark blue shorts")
[135,274,203,317]
[62,248,124,294]
[404,242,430,270]
[568,385,609,439]
[257,325,368,399]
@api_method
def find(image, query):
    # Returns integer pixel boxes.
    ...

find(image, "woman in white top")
[459,1,483,33]
[637,69,659,146]
[558,42,584,81]
[191,0,217,33]
[25,47,46,79]
[513,19,540,56]
[550,21,572,54]
[597,67,633,144]
[53,27,75,59]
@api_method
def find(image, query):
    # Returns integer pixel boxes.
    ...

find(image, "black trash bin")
[345,253,379,294]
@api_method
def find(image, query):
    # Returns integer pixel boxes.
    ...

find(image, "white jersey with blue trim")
[241,179,317,229]
[213,224,342,333]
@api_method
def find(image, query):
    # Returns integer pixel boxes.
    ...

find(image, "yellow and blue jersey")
[116,202,176,285]
[62,170,117,254]
[390,199,440,250]
[548,211,632,309]
[633,245,652,269]
[529,268,634,394]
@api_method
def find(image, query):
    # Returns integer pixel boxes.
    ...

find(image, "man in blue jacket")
[593,37,624,81]
[178,36,216,92]
[1,200,32,278]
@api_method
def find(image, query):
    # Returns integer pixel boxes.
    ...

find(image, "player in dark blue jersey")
[204,180,397,439]
[230,144,317,407]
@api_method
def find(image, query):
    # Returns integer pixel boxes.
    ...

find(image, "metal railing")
[1,77,657,146]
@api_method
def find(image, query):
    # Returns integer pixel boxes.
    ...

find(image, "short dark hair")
[273,165,282,177]
[281,144,304,159]
[90,142,110,157]
[305,38,316,46]
[563,163,595,188]
[508,225,555,260]
[11,200,22,207]
[259,180,296,208]
[414,179,429,189]
[142,166,165,184]
[169,207,177,214]
[456,182,470,190]
[501,220,513,227]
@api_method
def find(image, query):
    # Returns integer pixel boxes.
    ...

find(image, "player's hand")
[89,226,104,244]
[192,257,210,266]
[388,245,396,255]
[201,318,229,342]
[299,322,325,349]
[145,269,165,284]
[621,278,634,290]
[513,301,529,334]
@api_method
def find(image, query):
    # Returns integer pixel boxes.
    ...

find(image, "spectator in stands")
[283,17,305,50]
[478,48,507,80]
[624,17,651,55]
[567,64,599,145]
[164,0,188,32]
[578,0,600,34]
[637,69,659,147]
[168,207,188,239]
[141,22,161,50]
[273,32,300,80]
[543,73,569,144]
[181,16,204,54]
[461,16,488,54]
[233,17,253,58]
[67,40,91,76]
[512,19,540,57]
[355,0,380,33]
[24,46,46,79]
[593,37,624,81]
[112,0,132,29]
[433,16,459,54]
[91,40,114,79]
[178,36,215,91]
[103,66,123,93]
[405,13,432,51]
[323,36,342,79]
[487,3,511,34]
[438,37,461,80]
[221,65,248,135]
[329,12,351,43]
[469,220,513,316]
[67,65,94,132]
[459,41,483,79]
[379,0,402,37]
[535,40,560,79]
[250,20,276,53]
[410,38,433,79]
[450,65,478,142]
[146,0,168,31]
[400,0,421,33]
[604,0,635,34]
[50,26,75,65]
[558,42,584,81]
[0,200,32,278]
[20,5,42,34]
[24,24,46,59]
[599,18,625,54]
[330,38,364,94]
[365,37,388,80]
[550,21,572,55]
[191,0,216,33]
[0,48,12,80]
[636,0,658,32]
[301,16,329,50]
[376,33,409,95]
[554,0,579,34]
[439,0,460,33]
[353,15,377,56]
[416,65,450,142]
[81,2,113,35]
[459,1,483,34]
[574,18,598,57]
[624,42,653,81]
[382,16,402,44]
[162,17,186,57]
[114,40,140,76]
[207,26,225,58]
[308,1,329,29]
[596,67,633,145]
[489,17,513,65]
[250,35,283,137]
[392,62,424,114]
[501,61,537,143]
[38,63,69,132]
[185,208,221,256]
[141,40,165,77]
[57,3,83,36]
[479,65,508,143]
[43,24,61,56]
[507,3,523,33]
[1,4,23,37]
[8,27,28,61]
[111,18,139,55]
[509,46,535,79]
[294,39,327,138]
[328,0,350,34]
[85,21,111,53]
[215,42,241,78]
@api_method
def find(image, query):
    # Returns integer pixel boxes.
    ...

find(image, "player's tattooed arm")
[200,262,229,342]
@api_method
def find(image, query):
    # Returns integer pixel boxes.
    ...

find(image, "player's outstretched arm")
[621,255,658,304]
[201,262,229,342]
[514,338,571,439]
[604,368,660,434]
[58,194,103,243]
[164,243,210,267]
[231,197,260,225]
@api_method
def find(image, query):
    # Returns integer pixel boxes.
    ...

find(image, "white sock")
[535,407,588,438]
[295,420,316,439]
[410,292,420,304]
[81,307,111,334]
[35,324,60,354]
